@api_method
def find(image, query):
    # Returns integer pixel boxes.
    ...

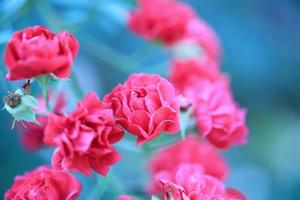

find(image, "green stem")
[70,71,85,99]
[128,43,156,64]
[36,75,50,111]
[44,87,50,111]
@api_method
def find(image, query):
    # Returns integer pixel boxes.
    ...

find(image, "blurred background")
[1,0,300,199]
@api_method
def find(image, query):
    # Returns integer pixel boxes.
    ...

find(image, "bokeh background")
[1,0,300,199]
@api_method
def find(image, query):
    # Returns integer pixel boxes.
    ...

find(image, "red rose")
[169,58,228,101]
[4,26,78,80]
[18,92,66,151]
[104,73,180,145]
[44,92,124,176]
[195,82,248,149]
[148,135,228,193]
[128,0,195,45]
[156,163,246,200]
[4,166,81,200]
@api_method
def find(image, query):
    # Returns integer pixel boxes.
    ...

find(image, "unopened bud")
[3,92,21,108]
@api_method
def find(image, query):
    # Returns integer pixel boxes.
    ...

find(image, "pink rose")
[169,58,228,101]
[156,163,246,200]
[4,26,78,80]
[195,82,248,149]
[44,92,124,176]
[128,0,195,45]
[4,166,81,200]
[104,73,180,145]
[148,135,228,193]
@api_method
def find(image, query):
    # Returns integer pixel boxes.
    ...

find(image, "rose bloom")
[148,135,228,192]
[169,58,228,101]
[195,82,248,149]
[156,163,246,200]
[18,92,66,151]
[128,0,195,45]
[44,92,124,176]
[104,73,180,145]
[4,26,78,80]
[4,166,81,200]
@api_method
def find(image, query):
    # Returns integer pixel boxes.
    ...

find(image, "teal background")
[1,0,300,199]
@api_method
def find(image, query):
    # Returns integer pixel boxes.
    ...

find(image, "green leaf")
[22,95,39,109]
[15,108,39,123]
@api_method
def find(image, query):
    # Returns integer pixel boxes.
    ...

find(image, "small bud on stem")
[3,92,21,108]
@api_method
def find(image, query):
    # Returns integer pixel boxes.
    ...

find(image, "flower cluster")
[129,0,248,149]
[3,0,249,199]
[128,0,248,199]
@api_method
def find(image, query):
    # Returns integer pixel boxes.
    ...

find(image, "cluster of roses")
[127,0,249,199]
[3,0,248,200]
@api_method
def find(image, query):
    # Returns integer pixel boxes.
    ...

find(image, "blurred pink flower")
[156,163,246,200]
[44,92,124,176]
[104,73,180,145]
[4,166,81,200]
[148,135,229,192]
[128,0,195,45]
[195,83,248,149]
[169,58,228,101]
